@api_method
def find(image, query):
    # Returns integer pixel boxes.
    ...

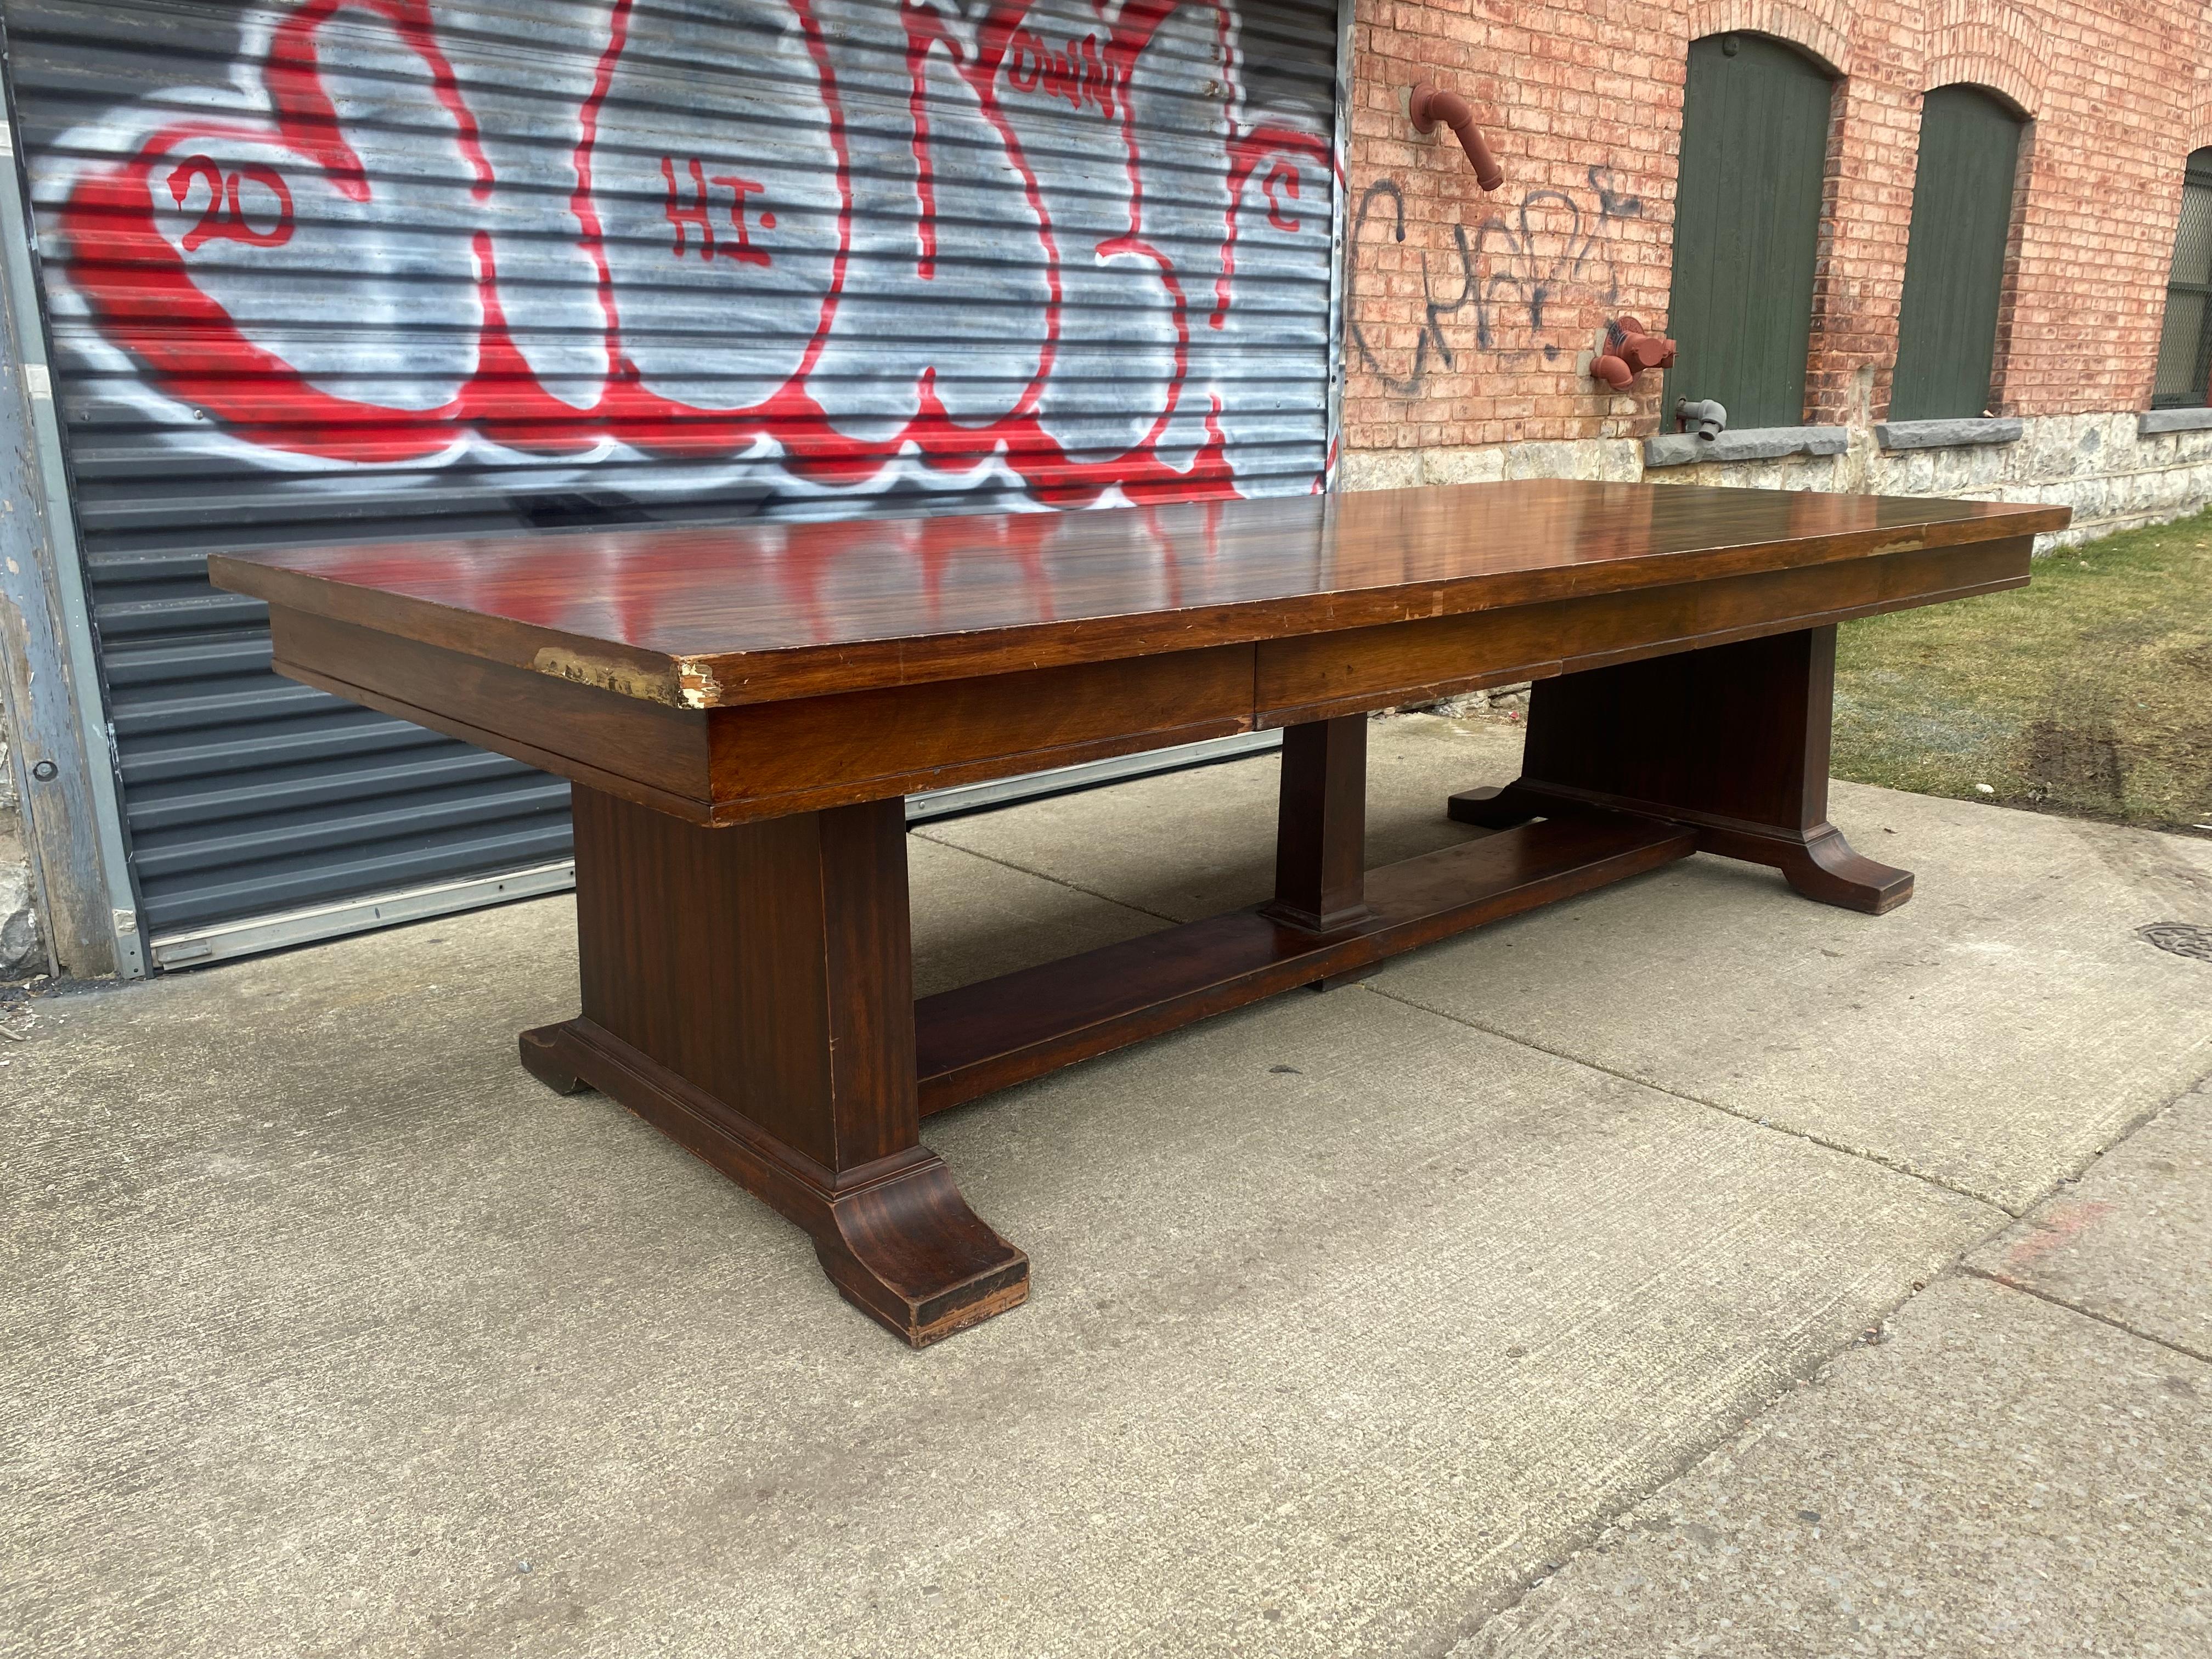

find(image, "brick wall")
[1344,0,2202,453]
[2000,3,2192,416]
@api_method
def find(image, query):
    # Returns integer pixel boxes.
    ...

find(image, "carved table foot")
[1446,782,1541,831]
[1758,823,1913,915]
[520,1024,589,1095]
[523,1014,1028,1346]
[532,790,1029,1346]
[814,1160,1030,1346]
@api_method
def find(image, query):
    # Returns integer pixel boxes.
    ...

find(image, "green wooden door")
[1664,33,1834,431]
[1891,86,2024,421]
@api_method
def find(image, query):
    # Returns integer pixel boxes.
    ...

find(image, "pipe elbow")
[1410,82,1505,192]
[1424,86,1475,129]
[1589,352,1635,392]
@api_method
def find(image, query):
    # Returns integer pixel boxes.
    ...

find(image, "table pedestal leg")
[1261,714,1378,988]
[522,786,1027,1346]
[1448,625,1911,915]
[1263,714,1372,930]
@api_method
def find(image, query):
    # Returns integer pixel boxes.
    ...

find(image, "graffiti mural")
[1348,167,1641,398]
[29,0,1338,518]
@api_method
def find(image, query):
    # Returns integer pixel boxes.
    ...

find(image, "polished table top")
[210,480,2067,708]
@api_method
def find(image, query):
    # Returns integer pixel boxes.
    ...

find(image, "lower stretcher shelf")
[915,808,1699,1115]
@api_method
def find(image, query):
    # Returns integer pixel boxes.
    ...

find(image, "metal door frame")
[0,70,145,979]
[1325,0,1351,486]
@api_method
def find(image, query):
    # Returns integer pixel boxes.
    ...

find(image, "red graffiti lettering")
[906,26,938,280]
[709,173,772,266]
[225,166,295,246]
[170,157,294,252]
[1262,161,1301,233]
[264,0,494,203]
[661,155,715,259]
[57,0,1335,512]
[1214,127,1334,328]
[1005,29,1114,116]
[661,156,772,266]
[167,156,223,242]
[1080,36,1109,115]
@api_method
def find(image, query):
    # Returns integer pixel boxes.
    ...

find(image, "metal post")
[1323,0,1352,492]
[0,88,145,978]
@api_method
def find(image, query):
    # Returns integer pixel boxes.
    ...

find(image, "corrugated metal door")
[2,0,1339,956]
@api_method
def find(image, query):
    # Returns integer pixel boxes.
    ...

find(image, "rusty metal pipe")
[1589,352,1636,391]
[1409,83,1504,191]
[1589,315,1675,392]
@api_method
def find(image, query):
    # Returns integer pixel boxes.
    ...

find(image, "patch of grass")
[1832,510,2212,836]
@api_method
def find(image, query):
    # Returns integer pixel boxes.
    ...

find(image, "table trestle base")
[523,621,1920,1345]
[530,786,1029,1348]
[212,482,2057,1348]
[1447,625,1912,915]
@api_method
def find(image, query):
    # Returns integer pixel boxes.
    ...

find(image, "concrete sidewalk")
[1460,1080,2212,1657]
[3,715,2208,1658]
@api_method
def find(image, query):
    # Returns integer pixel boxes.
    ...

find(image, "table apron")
[266,536,2030,826]
[1254,537,2029,725]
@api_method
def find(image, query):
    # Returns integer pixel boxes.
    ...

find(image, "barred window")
[2152,150,2212,408]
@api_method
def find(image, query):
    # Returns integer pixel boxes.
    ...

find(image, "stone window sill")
[1644,426,1849,469]
[2137,407,2212,435]
[1874,416,2023,451]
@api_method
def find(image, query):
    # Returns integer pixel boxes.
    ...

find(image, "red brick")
[1344,0,2194,447]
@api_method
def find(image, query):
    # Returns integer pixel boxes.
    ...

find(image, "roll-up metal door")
[2,0,1340,963]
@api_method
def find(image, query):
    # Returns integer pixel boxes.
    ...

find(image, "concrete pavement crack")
[1959,1263,2212,1365]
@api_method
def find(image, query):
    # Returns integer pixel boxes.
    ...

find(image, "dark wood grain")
[210,481,2069,708]
[915,810,1697,1114]
[704,644,1253,819]
[272,606,716,820]
[278,603,1255,825]
[527,785,1026,1345]
[1450,625,1912,913]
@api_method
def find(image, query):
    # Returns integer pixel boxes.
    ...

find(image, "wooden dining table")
[211,479,2068,1345]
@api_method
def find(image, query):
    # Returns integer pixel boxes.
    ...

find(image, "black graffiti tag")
[1348,166,1642,397]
